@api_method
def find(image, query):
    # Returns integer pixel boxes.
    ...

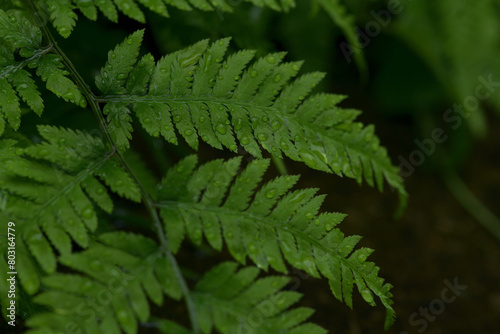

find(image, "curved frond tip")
[157,155,395,327]
[98,32,408,210]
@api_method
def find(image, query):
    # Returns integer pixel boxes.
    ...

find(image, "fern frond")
[98,33,407,207]
[35,0,295,38]
[26,232,323,334]
[0,9,85,134]
[0,126,140,295]
[192,261,326,334]
[157,156,395,327]
[25,232,181,334]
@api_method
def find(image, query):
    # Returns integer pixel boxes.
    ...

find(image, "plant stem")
[24,2,201,332]
[271,155,288,175]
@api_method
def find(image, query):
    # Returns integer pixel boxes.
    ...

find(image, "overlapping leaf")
[157,156,395,328]
[97,32,406,209]
[27,235,325,334]
[0,126,140,295]
[192,262,326,334]
[38,0,296,38]
[0,9,85,135]
[25,232,181,334]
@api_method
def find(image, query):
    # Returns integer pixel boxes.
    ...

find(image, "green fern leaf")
[26,236,324,334]
[98,34,407,207]
[157,156,395,327]
[192,261,326,334]
[0,9,85,133]
[34,0,295,38]
[46,0,78,38]
[25,232,181,334]
[0,126,140,294]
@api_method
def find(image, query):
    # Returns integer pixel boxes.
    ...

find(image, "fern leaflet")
[157,155,395,328]
[0,9,85,134]
[0,126,140,295]
[25,233,323,334]
[33,0,295,38]
[97,32,407,209]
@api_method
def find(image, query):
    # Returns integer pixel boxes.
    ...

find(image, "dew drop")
[173,115,182,123]
[199,116,205,123]
[59,27,69,36]
[241,136,250,145]
[216,123,227,135]
[266,55,276,64]
[234,118,242,130]
[250,69,258,77]
[299,149,318,167]
[82,207,93,219]
[265,189,277,199]
[257,133,267,141]
[271,120,281,130]
[126,38,133,45]
[185,129,194,136]
[273,74,282,82]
